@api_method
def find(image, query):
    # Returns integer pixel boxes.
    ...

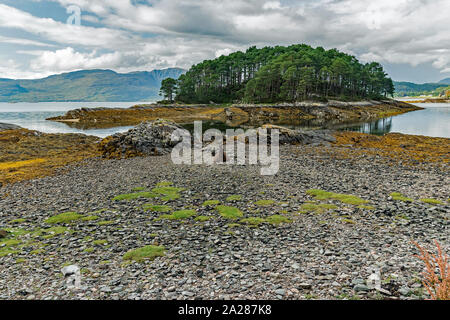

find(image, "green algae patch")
[158,209,196,220]
[93,239,108,246]
[143,204,172,212]
[266,215,292,225]
[254,200,276,206]
[241,217,266,226]
[299,203,338,214]
[342,218,356,224]
[306,189,369,205]
[123,245,165,262]
[195,215,212,222]
[420,198,443,205]
[45,212,83,224]
[390,192,413,202]
[216,205,243,219]
[151,186,184,201]
[81,215,99,221]
[84,247,94,253]
[226,195,242,201]
[202,200,220,206]
[132,187,146,191]
[113,191,158,201]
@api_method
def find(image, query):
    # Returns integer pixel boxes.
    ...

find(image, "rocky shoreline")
[46,100,421,129]
[0,141,448,300]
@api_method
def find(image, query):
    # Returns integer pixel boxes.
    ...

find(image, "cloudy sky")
[0,0,449,83]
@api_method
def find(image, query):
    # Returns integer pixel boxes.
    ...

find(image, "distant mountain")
[394,79,450,97]
[0,68,186,102]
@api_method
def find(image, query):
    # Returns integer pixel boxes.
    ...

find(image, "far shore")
[46,99,422,130]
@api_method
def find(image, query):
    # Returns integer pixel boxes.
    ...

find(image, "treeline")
[172,44,394,103]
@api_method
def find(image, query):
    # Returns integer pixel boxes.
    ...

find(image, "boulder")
[260,124,336,145]
[0,123,21,131]
[98,119,183,159]
[0,229,9,238]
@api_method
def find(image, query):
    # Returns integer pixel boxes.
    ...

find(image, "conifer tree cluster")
[174,44,394,103]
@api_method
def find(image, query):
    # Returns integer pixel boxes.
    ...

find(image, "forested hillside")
[175,44,394,103]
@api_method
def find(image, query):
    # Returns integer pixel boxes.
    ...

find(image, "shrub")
[413,240,449,300]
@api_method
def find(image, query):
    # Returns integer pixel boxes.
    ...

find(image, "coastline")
[1,142,448,300]
[46,100,422,130]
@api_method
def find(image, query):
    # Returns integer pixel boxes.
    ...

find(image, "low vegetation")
[413,241,449,300]
[216,205,243,219]
[122,245,165,263]
[306,189,369,205]
[158,209,196,220]
[44,212,83,224]
[390,192,413,202]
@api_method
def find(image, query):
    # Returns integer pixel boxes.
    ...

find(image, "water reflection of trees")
[342,117,393,135]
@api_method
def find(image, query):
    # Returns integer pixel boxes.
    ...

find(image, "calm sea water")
[0,102,151,138]
[0,101,448,138]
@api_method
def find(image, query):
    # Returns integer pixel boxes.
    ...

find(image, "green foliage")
[159,78,178,101]
[202,200,220,206]
[122,245,165,262]
[158,210,196,220]
[143,204,172,212]
[390,192,413,202]
[44,212,83,224]
[226,195,242,201]
[306,189,369,205]
[420,198,443,205]
[176,44,394,103]
[92,240,108,246]
[299,203,338,214]
[81,215,99,221]
[195,215,212,222]
[265,215,292,225]
[216,205,243,219]
[151,186,184,201]
[241,217,266,226]
[254,200,276,206]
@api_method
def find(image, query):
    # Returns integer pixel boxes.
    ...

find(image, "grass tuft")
[122,245,165,262]
[216,205,243,219]
[143,204,172,212]
[226,195,242,201]
[420,198,443,205]
[45,212,83,224]
[158,209,196,220]
[254,200,276,206]
[202,200,220,206]
[307,189,369,205]
[265,215,292,225]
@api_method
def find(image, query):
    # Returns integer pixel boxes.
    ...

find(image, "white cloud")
[0,36,55,47]
[1,0,450,80]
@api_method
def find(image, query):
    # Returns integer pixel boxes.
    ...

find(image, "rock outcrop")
[0,123,21,131]
[98,119,183,159]
[260,124,336,145]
